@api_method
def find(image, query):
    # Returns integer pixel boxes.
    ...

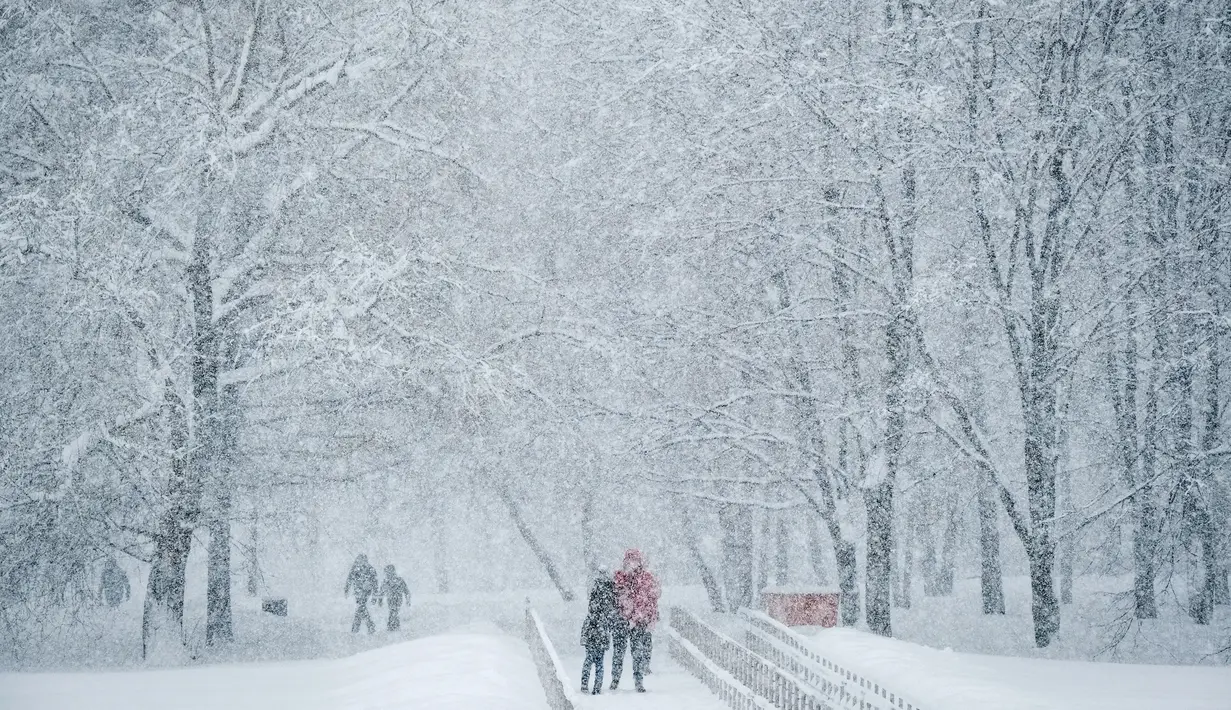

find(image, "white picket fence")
[738,609,925,710]
[525,604,575,710]
[669,606,832,710]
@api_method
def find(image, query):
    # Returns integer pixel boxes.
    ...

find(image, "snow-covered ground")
[799,625,1231,710]
[5,579,1230,710]
[892,575,1231,665]
[0,626,549,710]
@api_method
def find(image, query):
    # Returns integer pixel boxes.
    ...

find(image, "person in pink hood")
[610,548,660,692]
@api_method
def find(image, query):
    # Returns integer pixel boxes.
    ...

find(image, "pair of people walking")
[580,548,661,694]
[345,554,411,633]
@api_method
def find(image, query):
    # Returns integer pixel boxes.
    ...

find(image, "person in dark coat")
[99,558,130,607]
[344,554,379,634]
[580,565,616,694]
[376,564,410,631]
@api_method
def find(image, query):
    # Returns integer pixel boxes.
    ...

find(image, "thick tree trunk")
[1203,338,1228,606]
[1024,415,1060,647]
[720,502,755,611]
[1058,443,1074,606]
[867,273,912,637]
[978,469,1006,614]
[205,334,240,646]
[865,480,894,636]
[836,539,859,626]
[1133,324,1162,619]
[206,501,233,645]
[143,379,196,661]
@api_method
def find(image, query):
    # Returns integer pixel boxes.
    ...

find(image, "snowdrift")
[0,628,549,710]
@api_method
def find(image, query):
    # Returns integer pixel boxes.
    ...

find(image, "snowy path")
[557,652,730,710]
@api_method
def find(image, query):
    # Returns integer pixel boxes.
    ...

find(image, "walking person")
[610,549,661,693]
[377,564,411,632]
[580,565,617,695]
[344,553,379,634]
[98,557,130,608]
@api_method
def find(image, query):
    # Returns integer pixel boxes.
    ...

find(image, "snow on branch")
[230,54,348,155]
[321,121,484,183]
[482,327,602,359]
[38,399,161,502]
[213,166,318,308]
[222,12,257,112]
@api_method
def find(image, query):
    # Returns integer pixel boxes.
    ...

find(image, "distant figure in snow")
[579,564,618,694]
[376,564,411,632]
[99,558,130,608]
[344,554,379,634]
[610,549,660,693]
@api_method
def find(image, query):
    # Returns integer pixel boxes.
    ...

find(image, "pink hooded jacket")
[613,549,661,629]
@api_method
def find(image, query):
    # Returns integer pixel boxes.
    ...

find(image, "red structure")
[761,588,840,627]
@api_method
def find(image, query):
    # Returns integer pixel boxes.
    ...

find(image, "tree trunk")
[143,379,196,661]
[492,478,574,602]
[755,508,771,607]
[1023,411,1060,647]
[206,500,233,645]
[246,517,261,597]
[205,334,240,646]
[434,505,451,594]
[720,502,755,611]
[896,521,912,608]
[805,517,831,586]
[581,488,595,572]
[867,253,912,636]
[1203,333,1228,605]
[683,509,725,612]
[775,515,790,586]
[920,517,939,597]
[1058,445,1074,606]
[1133,319,1162,619]
[978,468,1005,614]
[865,480,894,636]
[836,539,859,626]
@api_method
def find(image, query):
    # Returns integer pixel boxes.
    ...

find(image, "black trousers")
[387,604,401,631]
[610,624,652,687]
[581,647,606,690]
[351,600,375,633]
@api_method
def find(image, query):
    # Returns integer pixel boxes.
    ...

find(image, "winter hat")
[622,548,645,572]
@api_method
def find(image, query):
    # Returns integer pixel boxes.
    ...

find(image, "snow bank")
[0,629,549,710]
[799,626,1231,710]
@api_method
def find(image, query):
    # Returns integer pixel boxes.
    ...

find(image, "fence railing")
[525,604,575,710]
[738,609,923,710]
[669,606,831,710]
[665,625,773,710]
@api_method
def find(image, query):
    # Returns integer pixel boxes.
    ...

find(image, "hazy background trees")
[2,0,1229,664]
